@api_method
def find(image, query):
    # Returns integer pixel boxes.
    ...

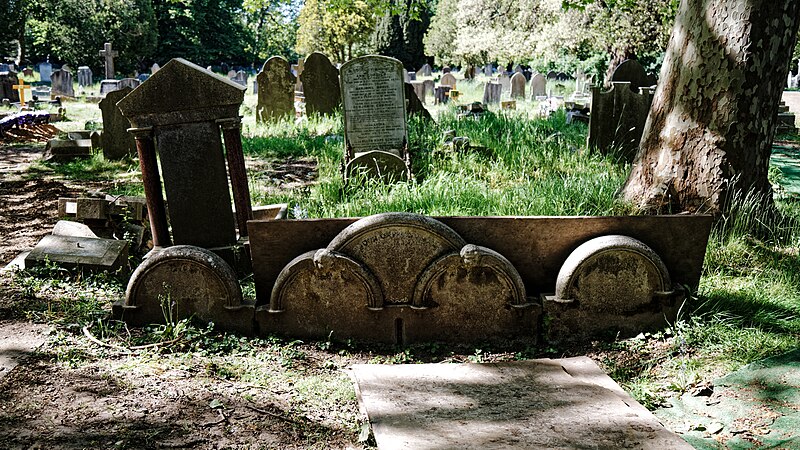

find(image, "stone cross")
[12,77,28,104]
[99,43,118,79]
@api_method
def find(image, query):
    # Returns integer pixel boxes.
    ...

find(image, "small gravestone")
[99,43,118,79]
[117,58,252,264]
[151,63,160,74]
[482,82,501,104]
[118,78,140,90]
[513,64,523,73]
[530,73,546,98]
[0,71,20,103]
[300,52,341,115]
[440,73,457,88]
[31,86,50,100]
[419,63,432,76]
[546,70,557,79]
[340,55,410,181]
[410,80,427,104]
[403,69,410,82]
[45,138,93,161]
[484,64,492,77]
[232,70,248,87]
[39,62,52,82]
[252,79,258,94]
[588,82,655,159]
[50,69,75,98]
[464,66,475,80]
[498,73,511,92]
[22,67,33,77]
[99,87,136,159]
[256,56,296,122]
[435,85,451,104]
[100,80,121,95]
[227,69,237,79]
[294,58,304,92]
[404,82,432,121]
[610,59,652,92]
[510,72,526,99]
[77,66,93,87]
[25,234,128,272]
[423,79,434,96]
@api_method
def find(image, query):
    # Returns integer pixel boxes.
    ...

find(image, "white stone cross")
[99,43,118,79]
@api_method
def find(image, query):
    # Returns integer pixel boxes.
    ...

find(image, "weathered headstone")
[22,67,33,77]
[50,69,75,98]
[227,69,237,79]
[407,71,416,81]
[546,70,557,79]
[530,73,546,98]
[403,69,410,83]
[252,79,258,94]
[514,64,523,73]
[464,66,475,80]
[435,85,451,104]
[99,87,136,159]
[0,71,20,103]
[340,55,410,181]
[118,78,140,90]
[498,73,511,92]
[294,58,304,92]
[484,64,493,77]
[77,66,93,87]
[99,43,118,79]
[440,73,457,88]
[117,58,253,266]
[38,61,52,82]
[423,79,435,96]
[151,63,160,74]
[419,63,432,76]
[410,80,427,104]
[45,138,93,161]
[442,66,451,74]
[25,234,128,272]
[404,82,433,121]
[256,56,296,122]
[482,82,502,104]
[510,72,526,99]
[610,59,653,92]
[99,80,120,95]
[588,82,655,159]
[300,52,341,115]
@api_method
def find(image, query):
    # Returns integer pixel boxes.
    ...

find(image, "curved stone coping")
[328,212,466,253]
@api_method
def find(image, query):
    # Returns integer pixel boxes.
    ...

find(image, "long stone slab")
[24,234,128,272]
[349,358,693,449]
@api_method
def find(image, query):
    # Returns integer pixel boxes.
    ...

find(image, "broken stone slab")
[24,234,128,272]
[52,220,98,238]
[349,358,693,449]
[45,138,93,161]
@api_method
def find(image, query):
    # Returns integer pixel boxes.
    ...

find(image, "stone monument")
[99,43,118,79]
[99,87,136,159]
[50,69,75,98]
[256,56,296,122]
[510,72,526,99]
[482,82,502,104]
[530,73,546,98]
[440,73,457,89]
[588,82,655,160]
[300,52,341,115]
[77,66,93,87]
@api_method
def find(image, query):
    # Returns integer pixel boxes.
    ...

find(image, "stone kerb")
[256,56,296,122]
[340,55,410,181]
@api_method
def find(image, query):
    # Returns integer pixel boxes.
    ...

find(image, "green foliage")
[0,0,27,58]
[25,0,157,74]
[296,0,375,62]
[243,0,301,61]
[372,0,432,70]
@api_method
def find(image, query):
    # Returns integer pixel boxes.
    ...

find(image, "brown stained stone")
[98,87,136,159]
[300,52,340,115]
[544,235,678,342]
[349,358,694,449]
[118,245,252,333]
[328,213,466,305]
[439,73,456,88]
[510,72,526,99]
[256,56,296,122]
[24,234,128,272]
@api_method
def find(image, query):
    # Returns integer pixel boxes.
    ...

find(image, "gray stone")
[498,73,510,92]
[340,55,409,181]
[434,85,451,104]
[227,69,237,79]
[587,82,655,159]
[231,70,248,87]
[484,64,492,77]
[31,87,50,101]
[407,71,416,81]
[118,78,140,90]
[50,69,75,98]
[530,73,546,98]
[45,138,92,161]
[117,58,245,250]
[99,43,119,79]
[25,234,128,272]
[442,66,451,74]
[0,322,48,382]
[99,87,136,159]
[300,52,340,115]
[410,80,426,105]
[510,72,526,99]
[349,358,694,449]
[119,245,251,333]
[482,82,501,104]
[22,68,33,77]
[151,63,160,74]
[256,56,296,122]
[38,62,52,82]
[77,66,92,87]
[439,73,457,88]
[423,79,434,96]
[0,71,20,103]
[52,220,98,238]
[418,63,432,76]
[610,59,653,91]
[294,58,304,92]
[99,80,120,95]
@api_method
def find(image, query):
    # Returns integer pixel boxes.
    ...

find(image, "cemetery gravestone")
[300,52,341,115]
[443,66,451,74]
[530,73,546,98]
[410,80,427,104]
[39,62,52,82]
[407,71,416,81]
[22,68,33,77]
[117,58,253,265]
[482,82,502,104]
[51,69,75,98]
[294,58,304,92]
[232,70,248,87]
[227,70,237,79]
[77,66,93,87]
[99,87,136,159]
[435,85,451,104]
[498,73,511,92]
[404,82,433,121]
[100,80,121,95]
[151,63,160,74]
[252,79,258,95]
[99,43,118,79]
[256,56,296,122]
[484,64,493,77]
[510,72,526,99]
[440,73,457,89]
[423,79,435,96]
[340,55,410,181]
[546,71,557,80]
[609,59,652,92]
[0,71,20,103]
[588,82,655,159]
[403,69,410,82]
[118,78,141,90]
[419,63,432,76]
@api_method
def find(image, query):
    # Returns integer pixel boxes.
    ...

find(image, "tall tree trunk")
[620,0,800,215]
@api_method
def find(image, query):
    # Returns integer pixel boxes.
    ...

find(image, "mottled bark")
[620,0,800,215]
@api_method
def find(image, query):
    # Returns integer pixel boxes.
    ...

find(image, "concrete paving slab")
[0,321,48,381]
[656,348,800,449]
[349,357,692,449]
